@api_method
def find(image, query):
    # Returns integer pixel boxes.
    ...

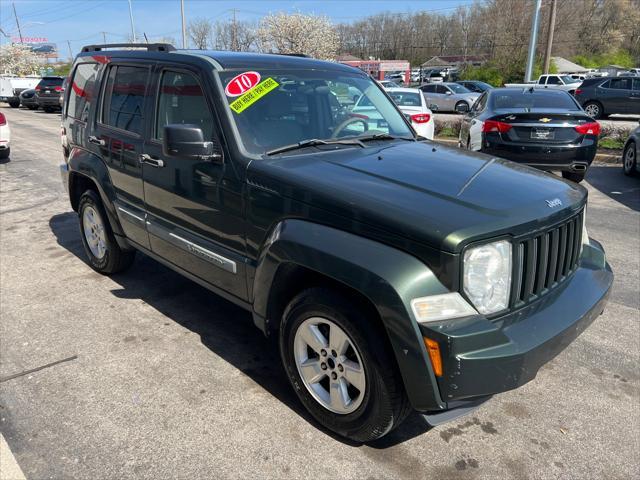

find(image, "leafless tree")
[189,19,212,50]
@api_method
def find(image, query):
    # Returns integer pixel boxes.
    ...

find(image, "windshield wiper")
[266,138,365,156]
[355,133,416,142]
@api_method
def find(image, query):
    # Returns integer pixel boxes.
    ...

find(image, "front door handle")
[88,135,105,146]
[139,154,165,168]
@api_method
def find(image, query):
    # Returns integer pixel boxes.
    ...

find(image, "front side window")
[67,63,100,122]
[101,65,148,135]
[447,83,471,94]
[219,69,413,155]
[156,71,214,140]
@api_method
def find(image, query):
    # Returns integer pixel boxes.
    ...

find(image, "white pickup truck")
[504,74,582,93]
[0,75,41,108]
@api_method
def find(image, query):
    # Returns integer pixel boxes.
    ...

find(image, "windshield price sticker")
[230,77,280,114]
[225,71,261,97]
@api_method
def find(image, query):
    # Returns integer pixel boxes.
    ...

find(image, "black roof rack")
[81,43,175,53]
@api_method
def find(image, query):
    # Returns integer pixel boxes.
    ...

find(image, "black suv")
[35,76,64,112]
[60,44,613,442]
[574,76,640,119]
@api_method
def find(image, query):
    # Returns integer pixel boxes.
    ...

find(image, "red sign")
[225,71,261,97]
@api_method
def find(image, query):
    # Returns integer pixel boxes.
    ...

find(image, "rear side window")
[633,79,640,91]
[101,65,148,135]
[605,78,632,90]
[546,76,561,85]
[67,63,100,122]
[421,85,435,93]
[155,70,213,140]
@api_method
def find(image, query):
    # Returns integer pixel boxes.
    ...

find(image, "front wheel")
[280,287,410,442]
[78,190,135,274]
[623,141,637,176]
[454,101,469,114]
[562,170,585,183]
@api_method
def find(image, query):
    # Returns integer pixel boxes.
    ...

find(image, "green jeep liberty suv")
[60,44,613,442]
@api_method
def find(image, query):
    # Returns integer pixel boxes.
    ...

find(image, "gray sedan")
[419,82,480,113]
[623,121,639,176]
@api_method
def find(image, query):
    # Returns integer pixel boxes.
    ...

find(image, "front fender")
[253,219,450,411]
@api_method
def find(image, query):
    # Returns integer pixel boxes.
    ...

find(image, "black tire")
[623,141,637,176]
[8,99,20,108]
[279,287,411,442]
[583,101,603,119]
[454,101,469,114]
[27,105,38,110]
[562,171,585,183]
[43,106,54,113]
[0,148,9,160]
[78,190,135,274]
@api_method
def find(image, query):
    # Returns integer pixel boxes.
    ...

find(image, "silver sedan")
[419,82,480,113]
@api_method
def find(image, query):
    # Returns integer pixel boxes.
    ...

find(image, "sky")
[0,0,473,61]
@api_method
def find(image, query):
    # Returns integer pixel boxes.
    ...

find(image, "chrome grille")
[511,209,584,307]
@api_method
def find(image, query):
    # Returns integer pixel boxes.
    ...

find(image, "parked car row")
[16,76,64,113]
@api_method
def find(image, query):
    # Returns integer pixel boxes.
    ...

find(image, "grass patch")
[599,137,625,150]
[438,127,458,138]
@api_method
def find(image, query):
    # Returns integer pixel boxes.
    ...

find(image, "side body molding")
[252,219,450,410]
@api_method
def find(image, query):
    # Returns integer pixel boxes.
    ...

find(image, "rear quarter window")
[67,63,100,122]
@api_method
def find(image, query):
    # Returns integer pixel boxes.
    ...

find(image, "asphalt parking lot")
[0,106,638,479]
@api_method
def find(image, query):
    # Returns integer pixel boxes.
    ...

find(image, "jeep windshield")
[219,69,414,156]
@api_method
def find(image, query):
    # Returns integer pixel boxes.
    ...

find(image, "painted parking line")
[0,433,26,480]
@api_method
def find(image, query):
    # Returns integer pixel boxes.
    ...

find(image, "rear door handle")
[88,135,105,146]
[139,154,165,168]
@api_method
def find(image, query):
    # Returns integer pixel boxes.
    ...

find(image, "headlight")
[463,240,512,315]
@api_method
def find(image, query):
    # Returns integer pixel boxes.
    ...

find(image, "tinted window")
[633,79,640,91]
[447,84,471,94]
[546,76,561,85]
[67,63,100,122]
[606,78,632,90]
[156,71,213,140]
[473,92,487,111]
[491,91,579,110]
[538,77,546,84]
[101,65,148,135]
[421,85,436,93]
[435,85,448,94]
[37,77,63,87]
[388,91,422,107]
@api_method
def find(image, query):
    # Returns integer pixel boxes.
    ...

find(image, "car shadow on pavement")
[586,165,640,212]
[49,212,432,448]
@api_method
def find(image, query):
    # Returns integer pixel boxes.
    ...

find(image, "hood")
[248,141,586,253]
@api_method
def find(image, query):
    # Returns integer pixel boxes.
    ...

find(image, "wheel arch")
[252,219,449,410]
[67,148,126,240]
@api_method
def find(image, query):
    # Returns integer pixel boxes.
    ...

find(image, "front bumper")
[481,136,597,171]
[417,239,612,406]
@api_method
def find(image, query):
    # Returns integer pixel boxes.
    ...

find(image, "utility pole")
[127,0,136,43]
[100,31,107,45]
[524,0,542,82]
[231,8,237,51]
[181,0,187,48]
[12,2,23,43]
[543,0,557,74]
[67,40,73,62]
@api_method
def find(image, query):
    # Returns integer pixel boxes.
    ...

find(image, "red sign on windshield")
[225,71,261,97]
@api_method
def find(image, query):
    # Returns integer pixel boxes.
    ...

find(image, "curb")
[433,137,622,164]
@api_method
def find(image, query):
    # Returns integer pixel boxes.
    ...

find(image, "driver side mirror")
[445,91,452,95]
[163,124,222,161]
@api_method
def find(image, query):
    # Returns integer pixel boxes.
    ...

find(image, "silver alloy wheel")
[293,317,366,414]
[624,143,635,172]
[584,103,600,117]
[82,205,107,259]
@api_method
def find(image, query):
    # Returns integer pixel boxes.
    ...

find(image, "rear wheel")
[279,287,410,442]
[78,190,135,274]
[455,101,469,114]
[0,148,9,160]
[562,171,585,183]
[43,106,54,113]
[27,105,38,110]
[623,141,637,176]
[583,101,603,119]
[8,99,20,108]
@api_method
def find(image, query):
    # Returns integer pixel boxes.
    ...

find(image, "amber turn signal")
[424,337,443,377]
